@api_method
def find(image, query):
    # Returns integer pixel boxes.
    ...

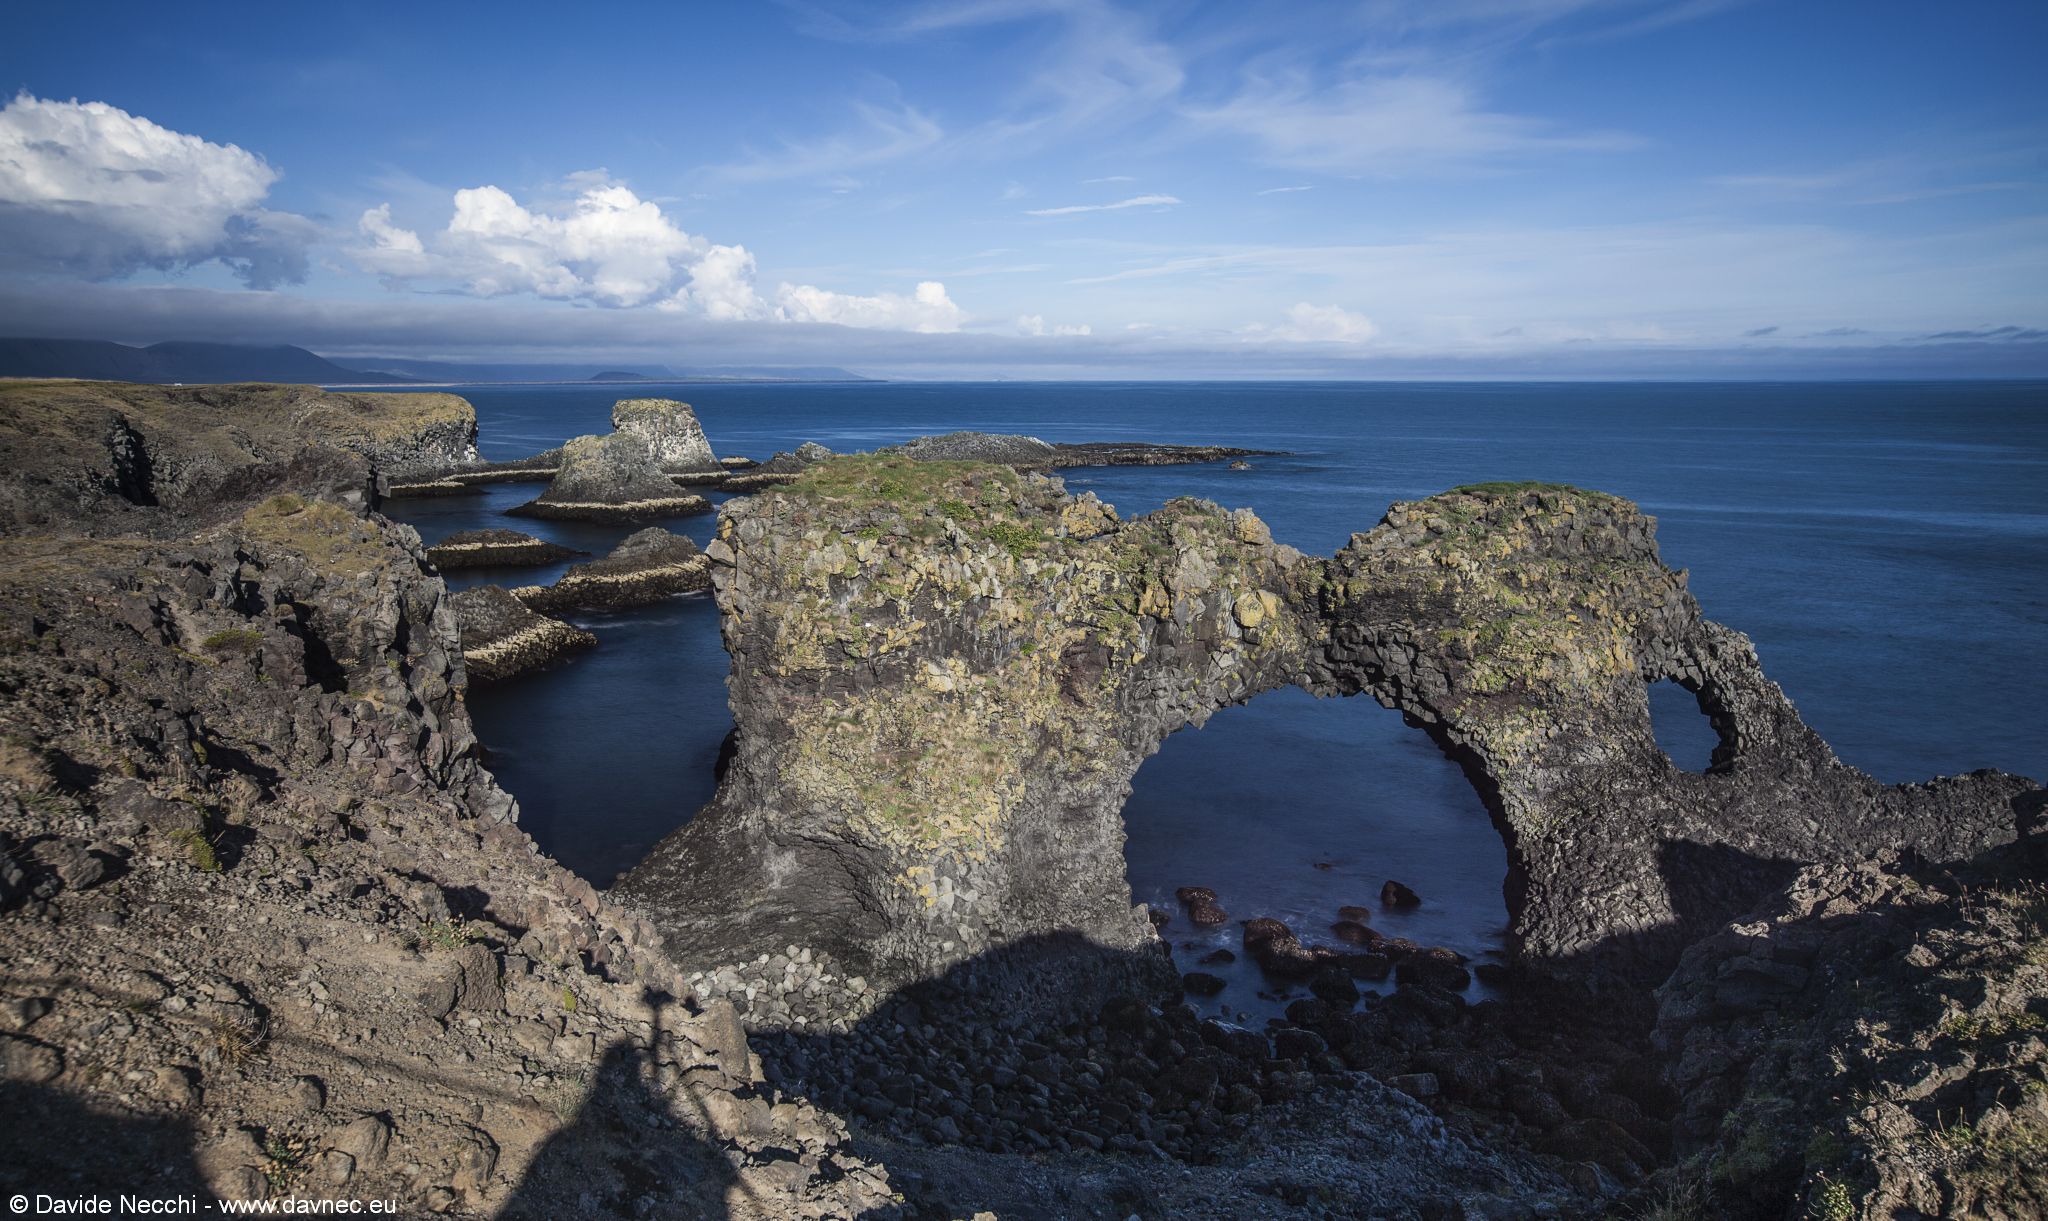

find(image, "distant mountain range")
[0,338,877,385]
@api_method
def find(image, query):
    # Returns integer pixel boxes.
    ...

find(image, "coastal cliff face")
[620,461,2033,1023]
[0,389,890,1218]
[0,381,478,530]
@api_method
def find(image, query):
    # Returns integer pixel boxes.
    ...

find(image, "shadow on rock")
[500,989,741,1221]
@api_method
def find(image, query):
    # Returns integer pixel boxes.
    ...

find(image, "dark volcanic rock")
[450,585,595,684]
[0,382,892,1217]
[424,529,582,570]
[619,463,2037,1026]
[515,528,710,614]
[1381,880,1422,909]
[1650,841,2048,1220]
[1049,441,1280,468]
[887,432,1059,466]
[508,433,711,523]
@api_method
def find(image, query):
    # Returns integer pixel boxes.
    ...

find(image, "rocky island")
[2,382,2041,1220]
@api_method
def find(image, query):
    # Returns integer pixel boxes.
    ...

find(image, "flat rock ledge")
[515,528,712,614]
[506,493,712,524]
[425,529,583,570]
[451,585,595,684]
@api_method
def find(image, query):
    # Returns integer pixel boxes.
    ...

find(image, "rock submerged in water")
[1381,880,1422,909]
[451,585,595,684]
[508,432,711,523]
[515,528,710,614]
[425,529,582,570]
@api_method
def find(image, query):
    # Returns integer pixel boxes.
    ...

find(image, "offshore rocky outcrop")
[0,380,478,530]
[452,584,597,684]
[0,392,891,1218]
[619,459,2035,1026]
[426,528,583,570]
[509,432,711,523]
[515,528,711,615]
[611,398,720,475]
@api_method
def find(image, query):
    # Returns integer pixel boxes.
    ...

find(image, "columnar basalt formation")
[508,432,711,523]
[0,390,892,1218]
[620,462,2036,1024]
[515,527,711,614]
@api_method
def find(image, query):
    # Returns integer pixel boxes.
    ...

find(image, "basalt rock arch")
[616,458,2035,1025]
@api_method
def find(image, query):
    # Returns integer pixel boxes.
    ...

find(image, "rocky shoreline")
[4,381,2042,1220]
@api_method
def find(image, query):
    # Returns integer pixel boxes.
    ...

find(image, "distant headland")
[0,336,879,386]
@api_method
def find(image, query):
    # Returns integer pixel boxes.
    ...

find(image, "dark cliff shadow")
[752,932,1229,1221]
[0,1079,209,1199]
[501,989,740,1221]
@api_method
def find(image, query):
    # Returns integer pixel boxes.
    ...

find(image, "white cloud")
[1016,314,1091,336]
[681,243,767,320]
[1257,185,1314,195]
[1025,193,1182,216]
[1084,175,1137,184]
[1253,302,1379,343]
[358,177,967,331]
[775,280,966,332]
[0,93,313,287]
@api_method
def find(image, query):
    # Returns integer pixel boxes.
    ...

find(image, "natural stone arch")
[616,460,2033,1024]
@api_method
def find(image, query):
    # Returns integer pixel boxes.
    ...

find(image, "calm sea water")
[385,380,2048,1018]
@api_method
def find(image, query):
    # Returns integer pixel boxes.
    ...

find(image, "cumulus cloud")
[1016,314,1092,337]
[1253,302,1378,343]
[358,179,702,307]
[775,280,965,332]
[0,93,313,287]
[1025,193,1181,217]
[356,176,959,331]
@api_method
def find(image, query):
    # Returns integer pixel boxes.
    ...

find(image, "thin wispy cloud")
[1257,185,1314,195]
[708,100,942,183]
[1084,175,1137,183]
[1025,193,1182,216]
[1188,73,1639,173]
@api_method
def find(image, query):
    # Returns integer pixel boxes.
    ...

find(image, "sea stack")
[451,584,596,683]
[515,527,712,613]
[507,432,711,523]
[610,398,721,474]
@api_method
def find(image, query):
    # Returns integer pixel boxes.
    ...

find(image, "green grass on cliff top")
[0,380,472,445]
[786,453,1023,509]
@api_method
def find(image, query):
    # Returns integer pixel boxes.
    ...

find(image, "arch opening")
[1647,677,1723,773]
[1120,686,1509,1022]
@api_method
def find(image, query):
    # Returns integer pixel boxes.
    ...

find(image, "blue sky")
[1,0,2043,377]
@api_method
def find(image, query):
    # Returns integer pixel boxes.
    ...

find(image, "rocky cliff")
[0,392,889,1218]
[0,381,478,531]
[619,461,2034,1026]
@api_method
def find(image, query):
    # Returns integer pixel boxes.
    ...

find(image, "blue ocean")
[386,380,2048,1018]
